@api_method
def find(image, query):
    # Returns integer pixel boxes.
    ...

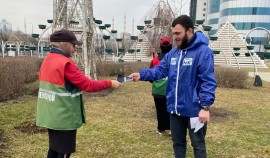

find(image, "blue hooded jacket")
[139,32,217,117]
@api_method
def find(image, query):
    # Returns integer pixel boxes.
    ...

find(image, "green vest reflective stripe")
[36,53,86,130]
[39,88,82,97]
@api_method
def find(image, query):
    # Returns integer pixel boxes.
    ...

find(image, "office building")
[190,0,208,23]
[190,0,270,46]
[0,19,12,34]
[207,0,270,44]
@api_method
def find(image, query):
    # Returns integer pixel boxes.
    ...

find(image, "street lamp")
[245,27,270,87]
[32,24,52,58]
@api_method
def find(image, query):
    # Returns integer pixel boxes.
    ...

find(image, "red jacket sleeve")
[64,62,112,92]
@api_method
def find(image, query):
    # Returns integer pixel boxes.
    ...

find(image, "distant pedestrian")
[149,36,172,135]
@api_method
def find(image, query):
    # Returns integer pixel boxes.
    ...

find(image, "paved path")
[248,72,270,82]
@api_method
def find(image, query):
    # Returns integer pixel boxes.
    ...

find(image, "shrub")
[0,58,249,102]
[0,57,43,101]
[215,66,248,89]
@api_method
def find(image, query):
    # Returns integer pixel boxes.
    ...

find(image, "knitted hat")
[160,36,171,46]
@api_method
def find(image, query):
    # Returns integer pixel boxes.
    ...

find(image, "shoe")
[156,130,165,135]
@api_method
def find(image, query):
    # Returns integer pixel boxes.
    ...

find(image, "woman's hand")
[111,80,121,88]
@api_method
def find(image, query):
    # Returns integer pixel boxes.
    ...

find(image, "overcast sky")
[0,0,189,35]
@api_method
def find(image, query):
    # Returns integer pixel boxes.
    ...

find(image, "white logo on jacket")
[170,58,177,65]
[183,58,193,66]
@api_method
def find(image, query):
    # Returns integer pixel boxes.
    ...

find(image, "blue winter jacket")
[139,32,217,117]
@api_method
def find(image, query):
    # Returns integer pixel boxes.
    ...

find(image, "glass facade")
[251,37,269,45]
[221,0,234,2]
[208,0,220,14]
[209,29,218,35]
[230,22,270,30]
[208,18,219,25]
[207,1,270,33]
[190,0,197,22]
[221,7,270,16]
[202,0,270,53]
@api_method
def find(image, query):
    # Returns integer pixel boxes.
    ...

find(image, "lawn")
[0,77,270,158]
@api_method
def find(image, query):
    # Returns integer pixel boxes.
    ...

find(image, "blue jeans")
[170,114,207,158]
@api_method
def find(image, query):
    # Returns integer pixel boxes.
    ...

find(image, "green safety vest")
[36,53,86,130]
[152,57,167,96]
[152,78,167,95]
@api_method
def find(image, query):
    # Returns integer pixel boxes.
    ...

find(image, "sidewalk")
[248,72,270,82]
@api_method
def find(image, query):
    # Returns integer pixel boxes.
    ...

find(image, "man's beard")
[177,33,189,50]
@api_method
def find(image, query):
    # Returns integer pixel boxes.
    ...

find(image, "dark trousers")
[170,114,207,158]
[154,97,170,131]
[47,129,76,158]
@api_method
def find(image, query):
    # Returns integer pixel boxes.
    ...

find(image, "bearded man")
[129,15,217,158]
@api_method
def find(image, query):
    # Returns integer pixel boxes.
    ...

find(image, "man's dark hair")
[172,15,194,30]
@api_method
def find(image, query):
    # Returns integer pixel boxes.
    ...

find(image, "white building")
[190,0,208,22]
[190,0,270,52]
[0,19,12,34]
[207,0,270,37]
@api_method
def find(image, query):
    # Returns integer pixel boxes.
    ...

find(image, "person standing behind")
[129,15,217,158]
[150,36,172,135]
[36,29,121,158]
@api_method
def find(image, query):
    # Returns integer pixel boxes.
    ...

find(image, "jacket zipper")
[175,50,183,115]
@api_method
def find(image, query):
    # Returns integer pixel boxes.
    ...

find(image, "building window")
[203,14,205,16]
[209,0,221,14]
[208,18,219,25]
[221,7,270,16]
[204,3,206,5]
[203,8,206,11]
[230,22,270,30]
[209,29,218,35]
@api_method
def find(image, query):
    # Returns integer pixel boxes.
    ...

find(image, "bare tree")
[141,0,189,53]
[8,31,38,45]
[168,0,190,16]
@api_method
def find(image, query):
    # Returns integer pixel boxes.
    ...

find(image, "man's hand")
[111,80,121,88]
[198,110,210,123]
[128,73,140,82]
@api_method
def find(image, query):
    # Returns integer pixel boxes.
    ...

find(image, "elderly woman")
[36,29,121,158]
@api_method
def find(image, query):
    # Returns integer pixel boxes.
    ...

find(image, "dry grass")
[0,79,270,158]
